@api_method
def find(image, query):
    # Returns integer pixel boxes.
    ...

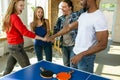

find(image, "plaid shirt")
[53,8,86,47]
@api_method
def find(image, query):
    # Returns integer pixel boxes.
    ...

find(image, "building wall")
[99,0,120,42]
[71,0,82,11]
[48,0,61,31]
[112,0,120,42]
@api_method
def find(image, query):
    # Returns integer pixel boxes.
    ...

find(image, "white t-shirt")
[73,10,108,54]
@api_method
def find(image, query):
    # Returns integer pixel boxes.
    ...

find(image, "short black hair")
[62,0,74,11]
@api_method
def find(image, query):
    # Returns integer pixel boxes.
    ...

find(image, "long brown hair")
[31,6,46,31]
[2,0,24,32]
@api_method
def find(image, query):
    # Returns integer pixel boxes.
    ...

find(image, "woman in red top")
[2,0,46,75]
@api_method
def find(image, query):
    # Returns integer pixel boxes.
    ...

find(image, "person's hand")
[49,35,55,42]
[42,37,47,42]
[35,35,48,42]
[45,35,55,42]
[70,53,84,65]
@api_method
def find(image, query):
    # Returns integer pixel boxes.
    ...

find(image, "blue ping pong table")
[0,60,110,80]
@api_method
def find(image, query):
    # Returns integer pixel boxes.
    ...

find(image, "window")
[0,0,9,35]
[101,3,116,37]
[101,3,115,11]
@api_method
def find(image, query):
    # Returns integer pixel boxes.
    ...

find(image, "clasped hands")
[43,35,56,43]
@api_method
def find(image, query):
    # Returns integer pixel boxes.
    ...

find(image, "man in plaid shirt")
[53,0,86,67]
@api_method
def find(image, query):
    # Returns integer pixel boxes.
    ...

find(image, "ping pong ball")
[53,74,57,78]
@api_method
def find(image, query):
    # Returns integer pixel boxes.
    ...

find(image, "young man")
[53,0,85,67]
[50,0,108,73]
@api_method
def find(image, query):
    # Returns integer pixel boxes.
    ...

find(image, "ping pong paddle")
[56,70,74,80]
[40,67,54,78]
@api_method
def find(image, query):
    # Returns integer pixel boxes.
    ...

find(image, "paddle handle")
[40,67,45,71]
[69,70,74,74]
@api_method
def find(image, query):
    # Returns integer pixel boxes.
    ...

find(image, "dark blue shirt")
[34,26,51,46]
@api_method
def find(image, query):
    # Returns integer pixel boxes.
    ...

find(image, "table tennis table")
[0,60,110,80]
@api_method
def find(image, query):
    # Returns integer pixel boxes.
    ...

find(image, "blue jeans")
[70,51,96,73]
[34,44,52,62]
[61,46,74,67]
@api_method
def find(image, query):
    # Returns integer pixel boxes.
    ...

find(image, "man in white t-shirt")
[49,0,108,73]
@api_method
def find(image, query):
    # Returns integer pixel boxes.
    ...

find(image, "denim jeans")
[3,43,30,75]
[70,51,96,73]
[34,44,52,62]
[61,46,74,67]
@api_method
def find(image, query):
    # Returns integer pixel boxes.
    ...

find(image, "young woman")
[2,0,46,75]
[30,6,52,62]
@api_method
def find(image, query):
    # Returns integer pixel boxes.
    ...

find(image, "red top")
[6,14,36,44]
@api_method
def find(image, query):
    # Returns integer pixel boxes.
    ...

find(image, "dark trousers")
[3,43,30,76]
[61,46,74,67]
[34,44,52,62]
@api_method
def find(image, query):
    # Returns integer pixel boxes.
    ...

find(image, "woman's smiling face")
[15,0,25,15]
[36,8,44,19]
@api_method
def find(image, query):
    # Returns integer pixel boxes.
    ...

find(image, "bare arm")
[71,30,109,64]
[35,35,47,41]
[30,22,35,32]
[44,19,50,37]
[51,21,78,39]
[81,30,108,56]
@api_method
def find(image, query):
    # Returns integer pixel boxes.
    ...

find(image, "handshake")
[42,35,56,43]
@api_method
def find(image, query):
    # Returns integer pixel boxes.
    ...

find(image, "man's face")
[60,2,71,15]
[80,0,96,10]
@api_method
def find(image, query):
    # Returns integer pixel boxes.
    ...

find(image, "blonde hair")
[2,0,24,31]
[31,6,46,31]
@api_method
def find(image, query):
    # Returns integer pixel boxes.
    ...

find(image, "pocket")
[8,44,23,53]
[86,55,96,65]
